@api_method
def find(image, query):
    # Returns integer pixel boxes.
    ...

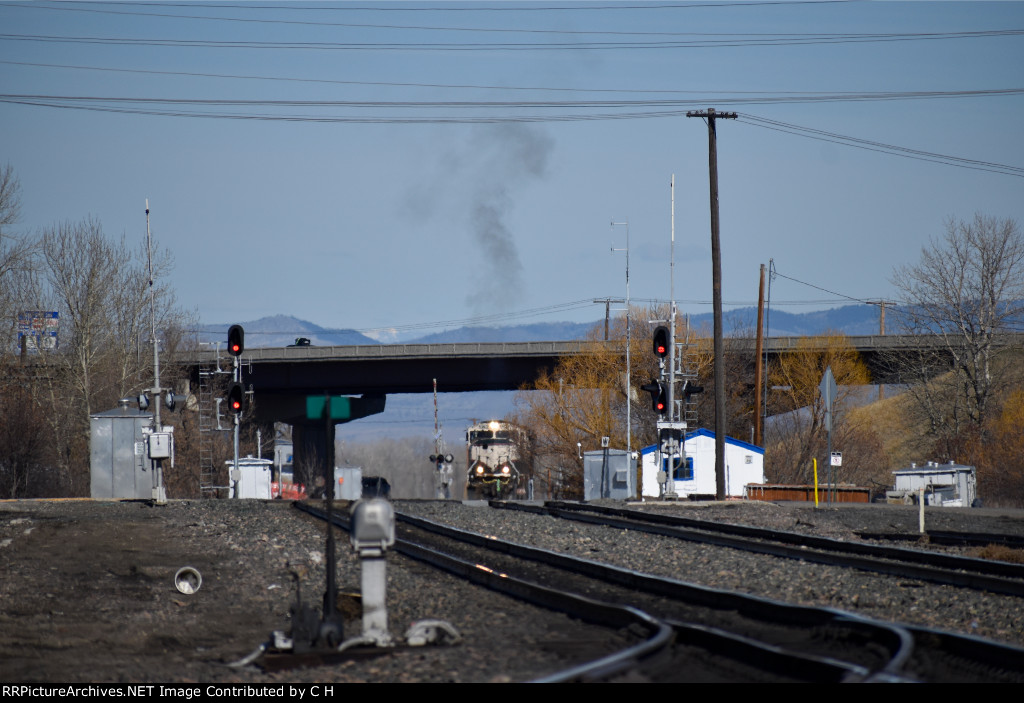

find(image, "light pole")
[611,219,631,458]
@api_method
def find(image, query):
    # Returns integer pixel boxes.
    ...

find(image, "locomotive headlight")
[489,420,501,431]
[475,466,484,475]
[500,464,510,475]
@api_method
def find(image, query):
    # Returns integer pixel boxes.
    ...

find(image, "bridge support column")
[292,422,328,493]
[287,394,387,493]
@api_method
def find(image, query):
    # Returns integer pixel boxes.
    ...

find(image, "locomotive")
[465,420,523,500]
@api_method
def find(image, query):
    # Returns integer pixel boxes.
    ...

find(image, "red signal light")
[653,326,669,359]
[227,382,244,415]
[227,325,244,357]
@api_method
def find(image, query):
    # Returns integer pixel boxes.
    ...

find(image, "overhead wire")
[2,89,1021,178]
[3,29,1022,51]
[767,267,1024,334]
[0,0,872,36]
[737,113,1024,178]
[13,60,1021,101]
[14,1,859,12]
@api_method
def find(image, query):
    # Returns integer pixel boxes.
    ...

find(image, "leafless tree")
[890,214,1024,443]
[0,163,22,235]
[18,217,190,495]
[763,334,871,483]
[0,163,37,351]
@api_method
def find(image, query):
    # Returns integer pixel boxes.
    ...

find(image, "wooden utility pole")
[593,298,624,341]
[868,300,888,401]
[687,108,737,500]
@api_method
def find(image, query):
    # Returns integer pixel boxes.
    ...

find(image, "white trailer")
[641,428,764,499]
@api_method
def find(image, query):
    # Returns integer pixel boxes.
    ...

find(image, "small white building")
[227,457,274,499]
[640,429,765,499]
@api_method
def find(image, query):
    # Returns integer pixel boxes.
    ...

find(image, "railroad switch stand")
[350,498,397,647]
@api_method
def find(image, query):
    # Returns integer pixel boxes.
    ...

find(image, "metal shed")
[90,400,154,499]
[227,457,274,499]
[583,448,635,501]
[888,462,977,507]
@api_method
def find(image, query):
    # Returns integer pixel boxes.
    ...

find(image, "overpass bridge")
[185,333,1024,481]
[189,333,1024,415]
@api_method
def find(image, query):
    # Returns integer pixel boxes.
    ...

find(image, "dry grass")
[970,544,1024,564]
[846,389,931,472]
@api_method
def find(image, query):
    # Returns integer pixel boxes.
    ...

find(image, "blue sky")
[2,1,1022,341]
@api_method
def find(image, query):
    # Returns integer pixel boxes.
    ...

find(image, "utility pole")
[754,263,766,447]
[145,200,168,505]
[611,221,632,457]
[593,298,624,341]
[868,300,888,401]
[687,108,737,501]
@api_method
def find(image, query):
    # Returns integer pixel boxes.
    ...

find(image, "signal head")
[227,324,244,357]
[227,382,244,414]
[653,326,669,359]
[641,379,667,414]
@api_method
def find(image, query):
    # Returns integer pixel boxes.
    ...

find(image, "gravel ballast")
[2,497,1022,683]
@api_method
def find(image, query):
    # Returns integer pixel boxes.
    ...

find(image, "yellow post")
[813,458,819,508]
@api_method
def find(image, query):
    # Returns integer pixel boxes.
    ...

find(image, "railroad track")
[295,501,1024,682]
[496,501,1024,598]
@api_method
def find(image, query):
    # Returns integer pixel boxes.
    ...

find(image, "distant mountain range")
[196,314,378,348]
[199,304,885,348]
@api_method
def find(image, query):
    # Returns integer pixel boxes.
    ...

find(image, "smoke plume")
[465,124,554,313]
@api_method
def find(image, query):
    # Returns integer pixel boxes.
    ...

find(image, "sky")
[2,0,1023,343]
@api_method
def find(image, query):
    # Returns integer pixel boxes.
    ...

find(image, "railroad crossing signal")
[227,324,244,356]
[227,382,244,414]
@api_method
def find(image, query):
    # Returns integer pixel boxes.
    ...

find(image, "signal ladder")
[675,316,700,427]
[197,343,231,496]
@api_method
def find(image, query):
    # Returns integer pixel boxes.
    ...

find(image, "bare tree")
[0,163,37,351]
[27,217,188,495]
[764,334,871,483]
[890,214,1024,438]
[0,163,22,234]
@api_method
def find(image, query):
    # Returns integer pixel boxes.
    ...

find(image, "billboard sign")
[17,311,59,352]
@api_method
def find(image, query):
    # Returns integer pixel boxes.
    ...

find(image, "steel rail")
[857,530,1024,550]
[394,509,912,682]
[483,501,1024,681]
[293,502,673,682]
[508,501,1024,596]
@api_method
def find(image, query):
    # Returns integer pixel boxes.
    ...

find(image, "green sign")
[306,396,352,420]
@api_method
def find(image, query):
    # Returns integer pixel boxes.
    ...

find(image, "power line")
[769,269,877,307]
[3,28,1021,51]
[3,91,1021,179]
[738,113,1024,178]
[5,63,1022,105]
[8,90,1024,109]
[0,1,893,16]
[0,1,870,37]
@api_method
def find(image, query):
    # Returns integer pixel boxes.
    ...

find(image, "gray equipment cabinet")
[90,401,154,499]
[583,448,635,501]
